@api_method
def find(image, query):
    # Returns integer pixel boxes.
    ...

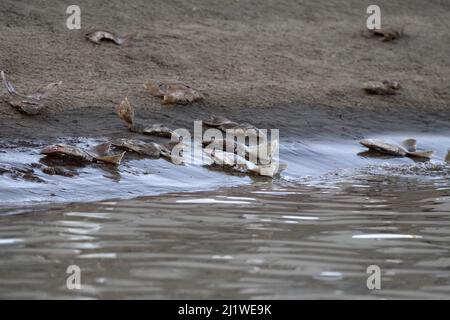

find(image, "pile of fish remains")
[39,98,285,178]
[116,98,286,177]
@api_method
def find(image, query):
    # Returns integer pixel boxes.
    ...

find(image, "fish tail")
[90,142,111,156]
[119,32,138,46]
[96,151,126,165]
[1,70,19,95]
[400,139,417,152]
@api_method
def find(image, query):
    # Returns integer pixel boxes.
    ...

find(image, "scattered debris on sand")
[1,71,62,115]
[363,80,401,95]
[144,81,202,105]
[41,142,125,165]
[362,27,403,42]
[85,30,137,45]
[116,97,178,138]
[360,138,434,159]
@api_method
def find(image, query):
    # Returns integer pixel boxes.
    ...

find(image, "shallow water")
[0,134,450,299]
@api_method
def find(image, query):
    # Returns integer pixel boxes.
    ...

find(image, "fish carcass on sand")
[363,80,401,95]
[202,138,278,164]
[116,98,178,138]
[145,81,202,105]
[111,138,184,163]
[85,30,137,45]
[360,139,434,159]
[203,115,267,141]
[1,71,62,115]
[41,142,125,165]
[362,27,403,41]
[203,148,287,177]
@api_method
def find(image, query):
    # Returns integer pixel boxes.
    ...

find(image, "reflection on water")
[0,169,449,299]
[1,133,450,299]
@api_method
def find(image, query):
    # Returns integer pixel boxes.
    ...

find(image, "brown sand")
[0,0,449,141]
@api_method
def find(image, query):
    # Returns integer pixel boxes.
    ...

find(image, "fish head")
[41,144,66,154]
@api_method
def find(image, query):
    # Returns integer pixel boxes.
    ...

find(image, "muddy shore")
[0,0,449,143]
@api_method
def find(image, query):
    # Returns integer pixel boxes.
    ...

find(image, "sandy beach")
[1,0,449,142]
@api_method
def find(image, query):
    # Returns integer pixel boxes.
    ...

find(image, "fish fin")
[249,162,287,177]
[116,97,135,126]
[118,32,138,46]
[96,151,126,165]
[32,81,62,100]
[445,150,450,162]
[90,142,111,156]
[407,150,434,159]
[400,139,417,152]
[1,70,22,96]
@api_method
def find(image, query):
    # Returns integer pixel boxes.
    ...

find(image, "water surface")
[0,134,449,299]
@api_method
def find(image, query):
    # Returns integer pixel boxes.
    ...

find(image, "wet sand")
[1,0,450,143]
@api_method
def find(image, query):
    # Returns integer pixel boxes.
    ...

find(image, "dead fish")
[85,30,137,45]
[203,115,238,128]
[360,139,434,159]
[111,139,163,157]
[116,98,178,138]
[112,138,185,163]
[144,81,202,105]
[362,27,403,41]
[203,148,286,177]
[203,115,266,140]
[202,138,277,163]
[1,70,62,115]
[363,80,401,95]
[41,142,125,165]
